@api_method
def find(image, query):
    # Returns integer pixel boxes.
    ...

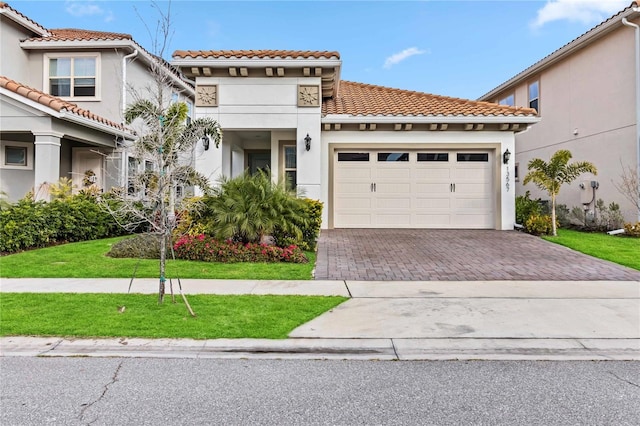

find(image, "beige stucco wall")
[492,20,639,221]
[0,17,35,82]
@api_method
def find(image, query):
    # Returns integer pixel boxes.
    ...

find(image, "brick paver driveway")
[314,229,640,281]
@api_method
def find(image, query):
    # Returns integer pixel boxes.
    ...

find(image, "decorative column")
[33,131,63,201]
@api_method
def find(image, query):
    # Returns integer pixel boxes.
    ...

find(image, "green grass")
[543,229,640,271]
[0,293,346,339]
[0,237,316,280]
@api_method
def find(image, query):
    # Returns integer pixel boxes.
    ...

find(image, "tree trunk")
[551,194,557,237]
[159,232,166,303]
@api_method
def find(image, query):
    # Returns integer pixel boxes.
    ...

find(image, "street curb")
[2,337,638,361]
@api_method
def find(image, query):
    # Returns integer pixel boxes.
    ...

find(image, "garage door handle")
[450,183,453,192]
[453,183,456,192]
[370,183,373,192]
[374,183,376,192]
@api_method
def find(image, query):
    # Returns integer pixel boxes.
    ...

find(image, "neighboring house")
[0,2,194,201]
[478,2,640,223]
[171,50,539,230]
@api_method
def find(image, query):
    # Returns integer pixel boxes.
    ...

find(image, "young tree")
[523,149,597,236]
[614,162,640,222]
[103,2,222,303]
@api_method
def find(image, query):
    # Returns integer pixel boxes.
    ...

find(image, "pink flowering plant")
[173,234,308,263]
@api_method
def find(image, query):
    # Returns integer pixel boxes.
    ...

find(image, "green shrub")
[273,198,323,251]
[202,170,308,244]
[524,214,555,236]
[0,192,127,253]
[567,199,625,232]
[624,222,640,238]
[515,191,543,225]
[106,233,162,259]
[173,234,308,263]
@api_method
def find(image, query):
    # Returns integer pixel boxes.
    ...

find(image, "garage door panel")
[377,196,412,209]
[416,197,451,209]
[377,214,412,226]
[334,149,494,229]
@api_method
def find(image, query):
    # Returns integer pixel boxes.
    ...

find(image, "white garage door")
[334,150,494,228]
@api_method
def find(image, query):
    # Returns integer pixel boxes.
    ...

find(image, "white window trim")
[1,141,34,170]
[528,80,539,113]
[44,52,101,101]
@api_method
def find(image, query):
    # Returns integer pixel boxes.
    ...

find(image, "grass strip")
[542,229,640,271]
[0,293,346,339]
[0,237,316,280]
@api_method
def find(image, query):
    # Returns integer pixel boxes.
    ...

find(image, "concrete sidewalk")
[1,278,639,360]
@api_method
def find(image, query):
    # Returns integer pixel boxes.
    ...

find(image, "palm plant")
[204,170,308,244]
[105,98,222,303]
[523,149,597,236]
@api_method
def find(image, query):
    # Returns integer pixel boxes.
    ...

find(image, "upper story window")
[498,94,514,106]
[528,80,539,112]
[45,53,99,99]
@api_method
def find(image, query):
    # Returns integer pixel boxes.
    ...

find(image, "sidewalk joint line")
[390,338,400,360]
[343,280,352,298]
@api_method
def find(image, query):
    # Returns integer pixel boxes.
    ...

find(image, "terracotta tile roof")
[27,28,133,42]
[323,81,538,117]
[0,76,126,131]
[0,1,49,34]
[172,50,340,60]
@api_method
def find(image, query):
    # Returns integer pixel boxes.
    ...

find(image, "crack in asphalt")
[78,360,124,425]
[608,371,640,389]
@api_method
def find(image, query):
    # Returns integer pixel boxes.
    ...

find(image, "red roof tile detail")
[27,28,133,42]
[0,2,49,34]
[172,50,340,60]
[323,81,538,117]
[0,76,126,131]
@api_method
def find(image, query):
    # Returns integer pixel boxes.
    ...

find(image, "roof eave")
[0,7,49,37]
[321,114,541,125]
[171,57,342,69]
[1,87,135,138]
[478,5,640,101]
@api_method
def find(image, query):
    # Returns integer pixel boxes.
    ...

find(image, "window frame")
[281,143,297,191]
[498,94,515,107]
[528,80,540,113]
[44,53,101,100]
[1,141,34,170]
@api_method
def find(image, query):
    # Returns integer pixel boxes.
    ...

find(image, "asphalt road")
[1,358,639,425]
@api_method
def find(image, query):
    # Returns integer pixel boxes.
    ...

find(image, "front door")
[72,148,104,191]
[247,151,271,175]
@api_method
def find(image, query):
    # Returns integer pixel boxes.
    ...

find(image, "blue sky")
[8,0,630,99]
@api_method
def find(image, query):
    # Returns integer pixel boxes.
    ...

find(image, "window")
[457,153,489,162]
[418,153,448,162]
[515,162,520,182]
[46,54,98,98]
[338,153,369,162]
[378,153,408,162]
[1,142,33,170]
[283,145,297,190]
[498,94,514,106]
[528,81,539,112]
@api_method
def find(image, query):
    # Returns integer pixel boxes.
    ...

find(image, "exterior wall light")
[201,135,210,151]
[503,148,511,164]
[304,133,312,151]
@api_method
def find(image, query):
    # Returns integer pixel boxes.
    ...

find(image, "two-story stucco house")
[0,2,194,201]
[171,51,539,230]
[479,2,640,223]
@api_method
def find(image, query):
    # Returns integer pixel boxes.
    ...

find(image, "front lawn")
[0,237,316,280]
[542,229,640,271]
[0,293,346,339]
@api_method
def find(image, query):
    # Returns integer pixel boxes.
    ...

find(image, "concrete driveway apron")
[314,229,640,281]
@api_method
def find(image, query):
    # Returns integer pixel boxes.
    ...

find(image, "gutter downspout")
[622,11,640,222]
[121,49,138,189]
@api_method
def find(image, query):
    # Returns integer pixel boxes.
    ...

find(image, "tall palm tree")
[524,149,597,236]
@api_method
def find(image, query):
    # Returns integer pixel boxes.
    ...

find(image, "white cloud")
[531,0,629,28]
[383,47,428,69]
[65,1,104,17]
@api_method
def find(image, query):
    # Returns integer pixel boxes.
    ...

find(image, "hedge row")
[0,194,127,253]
